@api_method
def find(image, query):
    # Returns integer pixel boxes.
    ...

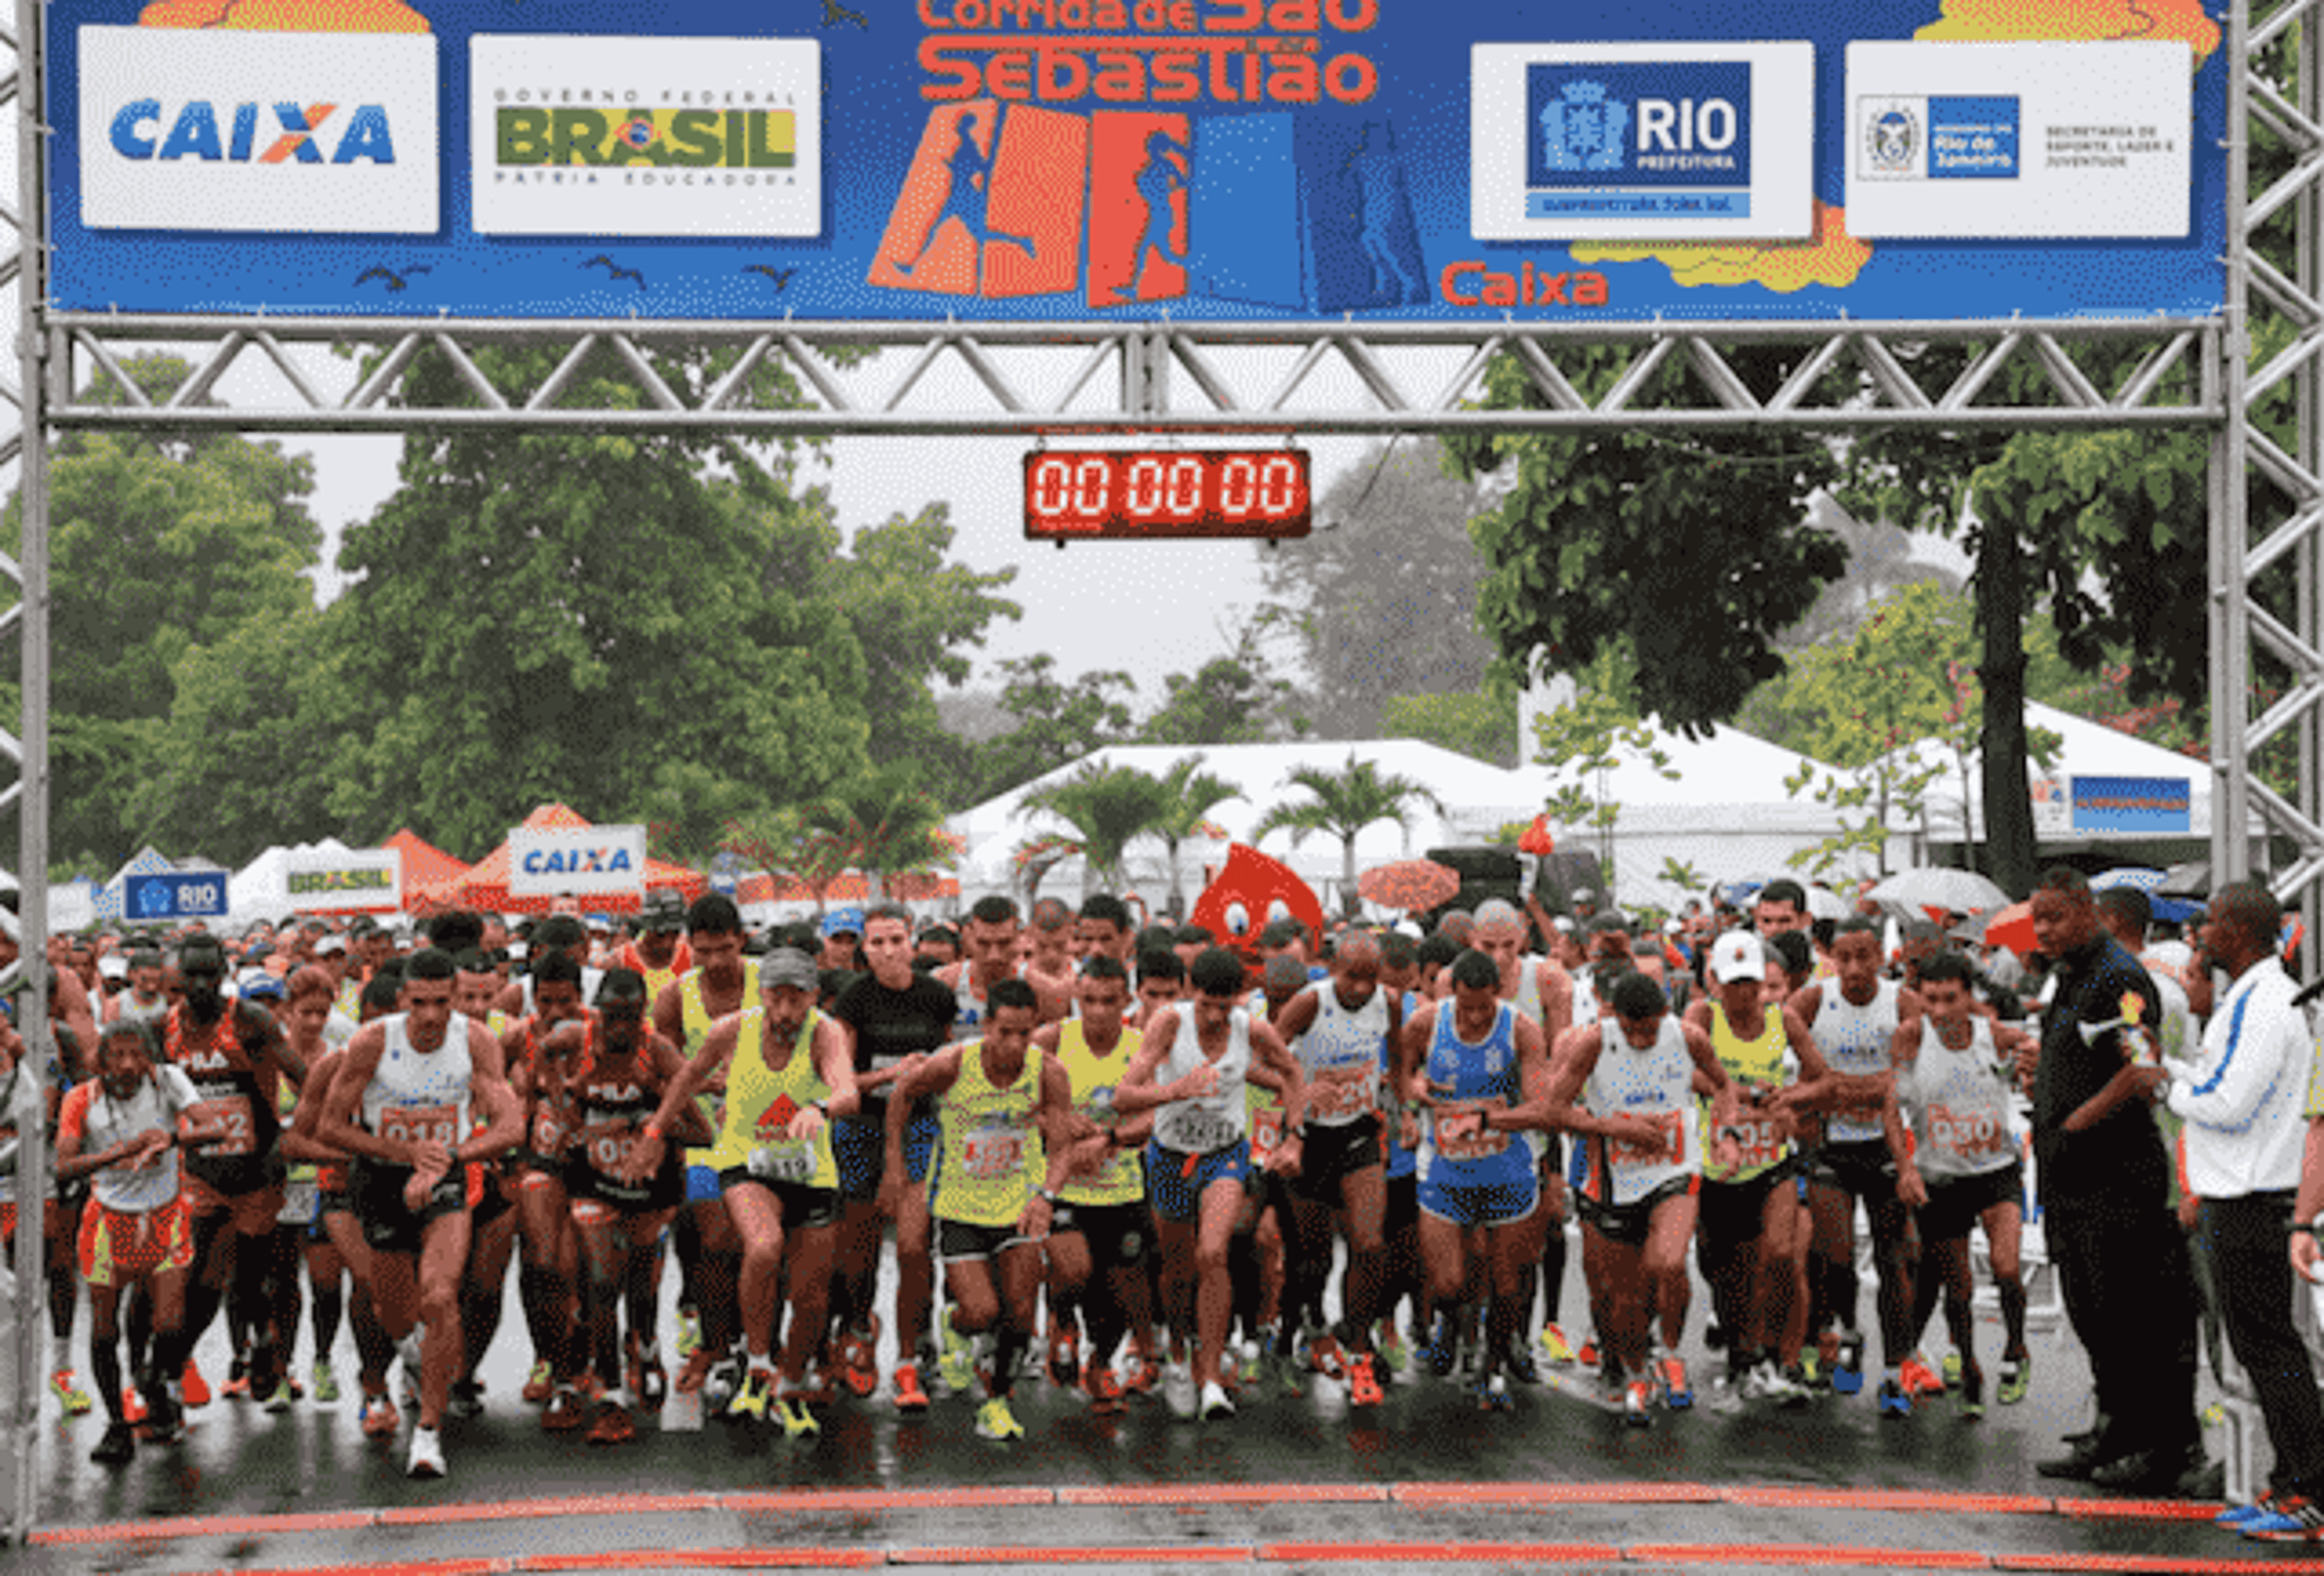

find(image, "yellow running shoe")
[974,1396,1025,1441]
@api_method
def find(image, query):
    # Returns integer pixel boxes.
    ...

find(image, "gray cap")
[758,947,819,992]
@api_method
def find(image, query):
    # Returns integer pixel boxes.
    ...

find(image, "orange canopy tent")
[735,870,962,905]
[386,828,471,910]
[409,803,706,916]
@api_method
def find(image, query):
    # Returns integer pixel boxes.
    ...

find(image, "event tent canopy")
[409,803,706,915]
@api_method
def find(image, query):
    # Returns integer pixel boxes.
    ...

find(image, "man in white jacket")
[2148,883,2324,1539]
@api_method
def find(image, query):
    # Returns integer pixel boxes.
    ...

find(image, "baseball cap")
[821,907,865,941]
[238,970,284,1001]
[760,947,819,991]
[98,954,128,981]
[313,933,347,957]
[1710,931,1767,983]
[641,890,686,932]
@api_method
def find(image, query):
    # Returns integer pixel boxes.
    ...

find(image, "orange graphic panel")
[1915,0,2221,67]
[870,102,1085,300]
[1190,844,1326,967]
[981,106,1086,298]
[1087,113,1190,309]
[138,0,432,28]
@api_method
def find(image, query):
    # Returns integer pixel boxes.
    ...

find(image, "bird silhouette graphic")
[823,0,868,28]
[354,263,432,292]
[583,255,648,290]
[744,264,797,291]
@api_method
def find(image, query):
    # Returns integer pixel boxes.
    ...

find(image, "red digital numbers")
[1023,449,1312,540]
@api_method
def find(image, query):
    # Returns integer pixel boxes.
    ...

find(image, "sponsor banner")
[46,0,2230,322]
[1846,42,2191,238]
[2070,775,2191,836]
[284,847,403,913]
[470,35,819,237]
[76,25,438,233]
[125,870,229,921]
[508,822,648,899]
[1471,43,1814,240]
[2030,774,2071,839]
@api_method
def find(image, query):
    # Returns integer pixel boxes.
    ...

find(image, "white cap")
[1710,931,1767,983]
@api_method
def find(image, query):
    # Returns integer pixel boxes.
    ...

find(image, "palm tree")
[1149,754,1241,922]
[807,763,954,904]
[1252,753,1446,918]
[1020,761,1174,899]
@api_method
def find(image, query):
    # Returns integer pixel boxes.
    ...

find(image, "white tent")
[948,740,1524,913]
[229,838,356,932]
[1924,701,2246,851]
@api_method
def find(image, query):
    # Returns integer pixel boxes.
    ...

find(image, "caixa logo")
[108,99,399,165]
[519,845,638,877]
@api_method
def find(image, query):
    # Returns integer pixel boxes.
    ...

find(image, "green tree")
[1261,441,1500,739]
[1140,625,1304,746]
[805,762,957,902]
[1251,753,1447,919]
[1380,691,1520,767]
[1440,345,1851,737]
[1527,658,1680,887]
[0,353,327,867]
[1021,761,1174,898]
[1147,754,1242,921]
[326,341,879,853]
[973,655,1139,799]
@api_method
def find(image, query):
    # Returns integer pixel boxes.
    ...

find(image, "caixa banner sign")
[508,823,648,899]
[44,0,2227,322]
[285,848,404,914]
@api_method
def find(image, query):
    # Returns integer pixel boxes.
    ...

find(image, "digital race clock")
[1022,449,1312,541]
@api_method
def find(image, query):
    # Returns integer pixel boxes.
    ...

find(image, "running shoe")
[628,1336,668,1413]
[1779,1364,1814,1406]
[1799,1348,1825,1390]
[675,1307,703,1360]
[1877,1377,1912,1418]
[1266,1345,1305,1398]
[179,1361,211,1408]
[2245,1494,2324,1542]
[360,1393,399,1437]
[1083,1362,1126,1416]
[222,1356,251,1400]
[1236,1335,1262,1389]
[524,1359,556,1404]
[1198,1380,1236,1421]
[1538,1322,1577,1367]
[144,1386,184,1445]
[1575,1336,1601,1372]
[1738,1362,1772,1402]
[729,1365,775,1420]
[1047,1323,1080,1389]
[775,1391,821,1439]
[1422,1314,1460,1378]
[1658,1353,1693,1411]
[1831,1333,1865,1397]
[703,1354,744,1411]
[976,1396,1026,1440]
[1755,1361,1810,1408]
[1378,1322,1409,1374]
[1900,1354,1946,1399]
[1503,1343,1541,1387]
[1941,1350,1964,1391]
[1124,1351,1161,1396]
[1306,1327,1348,1380]
[1998,1354,2031,1406]
[841,1318,882,1399]
[50,1369,93,1416]
[447,1377,485,1421]
[1623,1378,1653,1428]
[893,1361,931,1413]
[1959,1364,1985,1421]
[261,1376,297,1415]
[1347,1351,1385,1408]
[406,1425,445,1480]
[2220,1491,2280,1528]
[937,1312,975,1395]
[90,1422,136,1466]
[123,1388,147,1427]
[587,1397,634,1445]
[396,1331,423,1410]
[674,1347,715,1396]
[312,1362,341,1405]
[540,1385,586,1432]
[1475,1371,1512,1413]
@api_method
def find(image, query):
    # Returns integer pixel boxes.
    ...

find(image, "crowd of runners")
[7,869,2321,1540]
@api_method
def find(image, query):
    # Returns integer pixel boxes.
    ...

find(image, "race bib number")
[1249,1104,1284,1163]
[1928,1102,2010,1162]
[1170,1109,1241,1157]
[278,1177,320,1224]
[747,1141,816,1183]
[1725,1113,1787,1171]
[198,1092,256,1157]
[1435,1105,1509,1163]
[378,1102,458,1151]
[962,1125,1024,1181]
[1610,1109,1686,1169]
[582,1119,639,1177]
[1308,1071,1376,1125]
[530,1108,566,1156]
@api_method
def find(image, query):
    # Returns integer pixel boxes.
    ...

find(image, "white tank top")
[1152,1006,1252,1155]
[1897,1014,2019,1180]
[1581,1016,1699,1204]
[1815,977,1900,1144]
[361,1012,474,1152]
[1292,980,1387,1128]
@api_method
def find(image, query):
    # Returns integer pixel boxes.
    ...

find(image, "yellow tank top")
[934,1041,1045,1228]
[679,961,757,1169]
[1703,1001,1792,1184]
[705,1006,835,1190]
[1058,1020,1143,1207]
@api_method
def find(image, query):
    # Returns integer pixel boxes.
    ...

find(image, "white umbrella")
[1866,867,2009,918]
[1803,885,1852,921]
